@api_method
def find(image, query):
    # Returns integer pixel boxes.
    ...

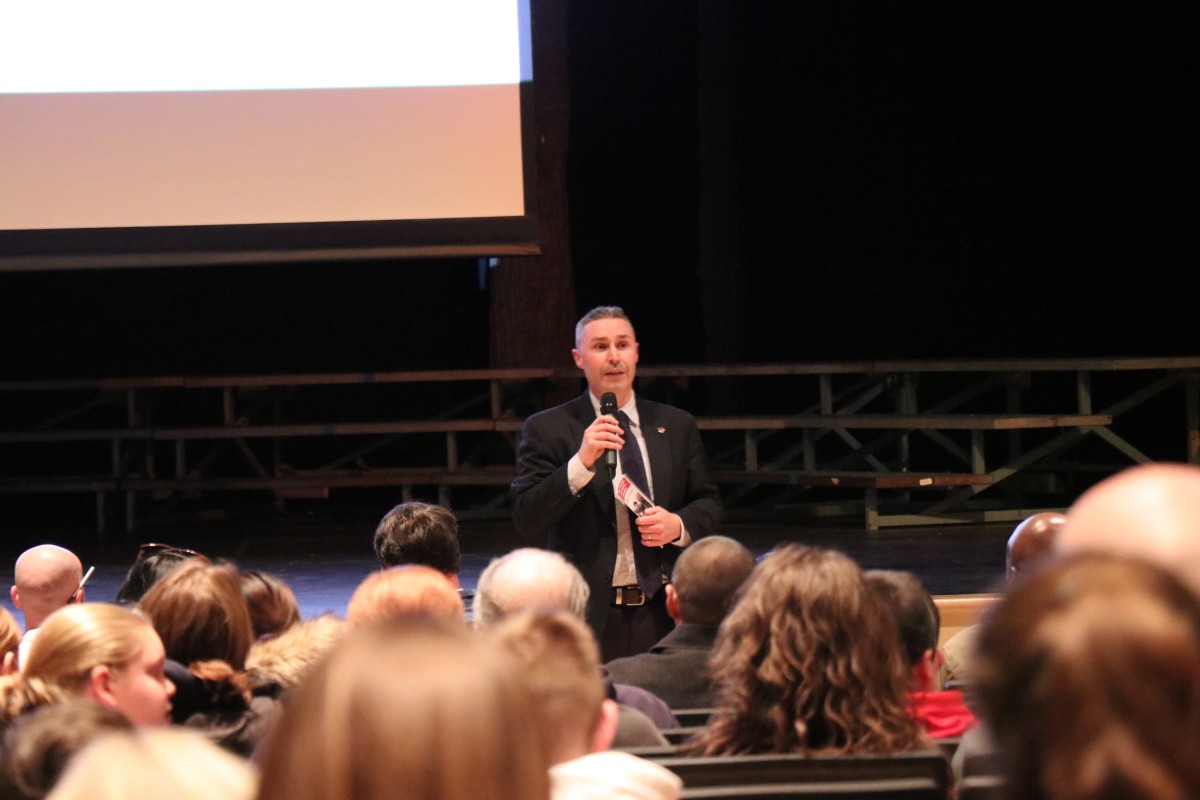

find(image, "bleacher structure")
[2,357,1197,532]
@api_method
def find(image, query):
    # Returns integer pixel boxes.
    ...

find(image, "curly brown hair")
[689,544,926,756]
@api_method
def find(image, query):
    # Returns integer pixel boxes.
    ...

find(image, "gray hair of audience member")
[574,305,631,349]
[473,548,590,626]
[973,552,1200,800]
[670,536,756,626]
[864,570,939,667]
[372,502,461,575]
[3,700,133,800]
[44,727,258,800]
[1057,462,1200,593]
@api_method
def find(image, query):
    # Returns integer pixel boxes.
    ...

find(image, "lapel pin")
[657,427,666,434]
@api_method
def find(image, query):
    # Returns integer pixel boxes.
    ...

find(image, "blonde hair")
[45,727,258,800]
[256,618,550,800]
[486,610,606,763]
[0,604,154,722]
[346,565,465,628]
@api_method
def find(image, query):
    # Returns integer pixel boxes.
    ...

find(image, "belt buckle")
[613,586,646,607]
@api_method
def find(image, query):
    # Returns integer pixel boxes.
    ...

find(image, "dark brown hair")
[239,570,300,639]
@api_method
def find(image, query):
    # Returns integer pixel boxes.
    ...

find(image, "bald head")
[1006,512,1066,582]
[11,544,84,629]
[473,548,590,627]
[1057,463,1200,592]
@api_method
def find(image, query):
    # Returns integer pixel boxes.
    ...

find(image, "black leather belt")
[611,585,646,607]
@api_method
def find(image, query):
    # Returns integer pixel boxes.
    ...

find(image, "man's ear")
[10,586,22,611]
[665,584,682,624]
[591,698,620,753]
[571,348,583,370]
[86,664,116,707]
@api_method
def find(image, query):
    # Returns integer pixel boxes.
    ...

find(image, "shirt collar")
[588,392,640,427]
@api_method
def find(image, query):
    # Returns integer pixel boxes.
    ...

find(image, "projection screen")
[0,1,537,270]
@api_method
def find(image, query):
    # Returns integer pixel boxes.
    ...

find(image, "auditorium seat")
[657,749,952,800]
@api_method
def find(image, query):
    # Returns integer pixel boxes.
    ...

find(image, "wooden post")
[490,0,577,411]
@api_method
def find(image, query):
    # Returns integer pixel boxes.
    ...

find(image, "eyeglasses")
[135,542,207,563]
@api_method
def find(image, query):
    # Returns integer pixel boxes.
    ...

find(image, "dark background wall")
[2,3,1194,380]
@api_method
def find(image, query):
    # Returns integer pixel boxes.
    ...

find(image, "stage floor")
[0,505,1010,622]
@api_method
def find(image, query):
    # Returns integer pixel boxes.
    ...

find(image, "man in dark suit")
[604,535,755,709]
[511,305,722,660]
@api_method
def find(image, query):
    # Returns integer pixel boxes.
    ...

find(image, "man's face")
[572,317,639,405]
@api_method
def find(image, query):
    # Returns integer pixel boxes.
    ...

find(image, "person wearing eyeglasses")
[10,544,85,670]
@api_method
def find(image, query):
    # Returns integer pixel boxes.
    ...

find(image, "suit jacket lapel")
[638,400,671,505]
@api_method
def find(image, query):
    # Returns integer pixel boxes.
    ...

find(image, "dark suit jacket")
[511,393,722,638]
[604,623,721,710]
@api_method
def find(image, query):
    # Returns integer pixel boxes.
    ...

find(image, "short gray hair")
[473,548,590,627]
[574,306,631,349]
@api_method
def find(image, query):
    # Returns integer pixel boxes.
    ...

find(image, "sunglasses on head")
[135,542,206,563]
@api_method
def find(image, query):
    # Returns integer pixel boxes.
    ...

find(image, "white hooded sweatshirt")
[550,750,683,800]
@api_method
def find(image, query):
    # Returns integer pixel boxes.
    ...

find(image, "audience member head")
[255,618,550,800]
[692,544,924,756]
[372,502,462,586]
[11,546,84,630]
[487,610,618,764]
[346,565,465,628]
[0,606,21,665]
[1006,512,1065,582]
[0,603,174,726]
[2,700,133,800]
[238,570,300,640]
[1057,462,1200,592]
[973,552,1200,800]
[138,560,254,670]
[115,544,209,605]
[45,727,258,800]
[473,547,590,626]
[667,535,755,626]
[245,613,345,693]
[864,569,941,692]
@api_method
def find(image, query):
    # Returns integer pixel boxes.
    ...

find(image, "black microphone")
[600,392,618,472]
